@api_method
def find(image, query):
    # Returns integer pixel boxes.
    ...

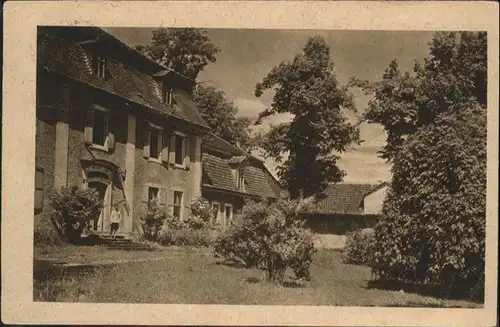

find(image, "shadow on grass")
[215,261,249,269]
[365,279,483,303]
[245,277,261,284]
[282,280,308,288]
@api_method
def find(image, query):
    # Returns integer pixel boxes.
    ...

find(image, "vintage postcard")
[2,1,498,326]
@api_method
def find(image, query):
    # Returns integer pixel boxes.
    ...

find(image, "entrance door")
[88,181,112,232]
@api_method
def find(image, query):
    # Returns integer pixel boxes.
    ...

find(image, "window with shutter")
[161,131,169,164]
[87,104,110,151]
[224,204,233,226]
[149,126,162,160]
[93,109,108,146]
[175,135,184,165]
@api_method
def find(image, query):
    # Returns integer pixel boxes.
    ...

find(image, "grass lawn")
[33,247,481,307]
[34,244,204,264]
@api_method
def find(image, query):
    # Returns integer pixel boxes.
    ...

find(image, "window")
[236,168,245,191]
[34,168,44,213]
[150,127,161,160]
[148,187,159,206]
[225,204,233,225]
[174,134,185,165]
[92,54,107,79]
[162,86,173,104]
[92,107,109,146]
[173,191,183,219]
[212,203,220,222]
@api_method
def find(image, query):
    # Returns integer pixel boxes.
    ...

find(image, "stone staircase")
[82,233,153,251]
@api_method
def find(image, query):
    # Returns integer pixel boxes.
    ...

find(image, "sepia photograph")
[2,1,498,326]
[33,25,487,308]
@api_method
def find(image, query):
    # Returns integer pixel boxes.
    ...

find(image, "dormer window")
[162,86,173,105]
[236,168,245,191]
[228,156,247,192]
[92,54,107,79]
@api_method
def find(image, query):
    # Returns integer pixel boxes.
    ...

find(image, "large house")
[34,26,279,237]
[305,182,389,235]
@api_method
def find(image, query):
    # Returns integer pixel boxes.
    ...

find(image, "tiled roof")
[201,134,278,199]
[202,153,239,193]
[202,133,247,157]
[202,153,278,198]
[243,166,278,198]
[310,183,375,215]
[37,28,208,128]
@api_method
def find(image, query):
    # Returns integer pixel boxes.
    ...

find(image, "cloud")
[233,97,268,118]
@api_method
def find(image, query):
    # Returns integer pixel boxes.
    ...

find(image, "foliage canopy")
[254,36,360,198]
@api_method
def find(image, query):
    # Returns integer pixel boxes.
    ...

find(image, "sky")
[105,28,434,184]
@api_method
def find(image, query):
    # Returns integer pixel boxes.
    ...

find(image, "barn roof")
[310,183,376,215]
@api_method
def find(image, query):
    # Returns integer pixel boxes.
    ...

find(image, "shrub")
[34,216,64,247]
[342,229,374,265]
[184,198,214,229]
[213,212,265,268]
[140,199,169,241]
[130,233,163,251]
[214,196,317,283]
[49,186,103,243]
[158,228,218,247]
[155,198,220,247]
[370,104,486,299]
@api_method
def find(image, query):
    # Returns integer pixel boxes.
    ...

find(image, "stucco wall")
[66,85,129,188]
[35,76,58,222]
[35,75,203,235]
[363,185,388,215]
[133,118,201,231]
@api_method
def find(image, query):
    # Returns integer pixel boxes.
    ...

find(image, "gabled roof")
[201,133,278,199]
[310,183,375,215]
[37,27,208,129]
[363,181,389,197]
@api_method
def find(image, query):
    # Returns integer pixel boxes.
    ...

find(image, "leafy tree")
[352,31,487,299]
[254,36,360,199]
[193,85,255,151]
[371,103,486,298]
[351,32,487,162]
[136,28,220,82]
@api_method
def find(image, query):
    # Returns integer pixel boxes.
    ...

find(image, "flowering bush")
[155,198,220,247]
[49,186,103,243]
[184,198,218,230]
[140,199,169,241]
[214,196,317,283]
